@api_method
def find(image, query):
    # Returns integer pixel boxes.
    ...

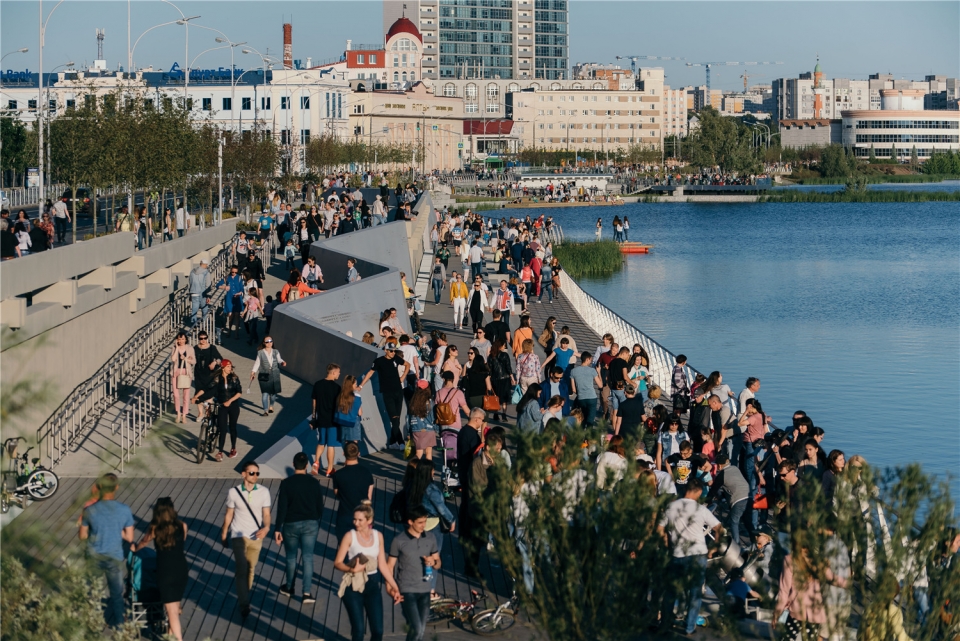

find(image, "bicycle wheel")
[428,599,460,624]
[196,420,209,464]
[25,468,59,501]
[471,608,516,636]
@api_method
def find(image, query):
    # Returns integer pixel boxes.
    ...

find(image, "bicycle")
[1,437,60,513]
[195,402,221,464]
[429,589,486,626]
[470,591,519,636]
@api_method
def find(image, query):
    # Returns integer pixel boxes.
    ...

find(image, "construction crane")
[686,61,783,91]
[615,55,685,75]
[740,72,765,92]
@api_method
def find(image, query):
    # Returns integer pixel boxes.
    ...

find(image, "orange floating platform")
[619,243,653,254]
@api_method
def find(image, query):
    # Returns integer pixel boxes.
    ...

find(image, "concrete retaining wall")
[0,222,238,419]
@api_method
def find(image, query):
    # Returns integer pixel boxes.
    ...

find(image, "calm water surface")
[515,202,960,490]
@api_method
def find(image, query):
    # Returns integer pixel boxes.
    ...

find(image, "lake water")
[515,201,960,492]
[773,180,960,193]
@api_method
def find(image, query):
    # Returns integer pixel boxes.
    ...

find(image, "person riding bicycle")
[192,360,243,461]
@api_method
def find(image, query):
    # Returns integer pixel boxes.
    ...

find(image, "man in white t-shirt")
[657,479,721,635]
[51,199,70,244]
[738,377,760,417]
[398,335,421,390]
[221,461,271,620]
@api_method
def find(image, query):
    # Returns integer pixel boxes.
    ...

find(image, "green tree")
[683,107,759,174]
[48,100,98,242]
[910,145,919,167]
[818,144,856,178]
[0,118,33,188]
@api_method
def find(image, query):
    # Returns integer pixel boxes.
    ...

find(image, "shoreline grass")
[796,174,960,185]
[760,190,960,203]
[553,240,623,279]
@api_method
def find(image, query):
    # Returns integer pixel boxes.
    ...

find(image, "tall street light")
[45,61,74,189]
[242,47,278,125]
[214,37,247,133]
[39,0,68,198]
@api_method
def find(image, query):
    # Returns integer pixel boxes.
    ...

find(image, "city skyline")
[1,1,957,90]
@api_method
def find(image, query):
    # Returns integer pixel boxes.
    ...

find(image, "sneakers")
[279,585,293,598]
[228,449,238,459]
[240,605,251,621]
[388,443,404,451]
[302,593,316,604]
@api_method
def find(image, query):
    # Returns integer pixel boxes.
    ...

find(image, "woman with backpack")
[434,371,468,464]
[512,315,535,357]
[407,383,438,461]
[280,269,320,303]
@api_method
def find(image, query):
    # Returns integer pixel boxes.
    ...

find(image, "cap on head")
[220,359,232,369]
[417,379,430,389]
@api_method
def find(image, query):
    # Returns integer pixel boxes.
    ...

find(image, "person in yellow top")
[400,272,415,299]
[449,271,469,330]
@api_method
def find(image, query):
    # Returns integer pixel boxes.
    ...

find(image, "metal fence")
[35,231,273,470]
[556,269,700,395]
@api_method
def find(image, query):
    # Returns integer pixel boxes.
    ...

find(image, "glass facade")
[534,0,567,79]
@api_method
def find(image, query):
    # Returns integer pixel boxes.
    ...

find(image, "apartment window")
[410,72,416,81]
[325,93,331,117]
[486,103,498,113]
[301,129,310,144]
[358,54,365,64]
[281,96,290,110]
[280,129,290,144]
[202,97,212,111]
[242,97,252,110]
[444,83,456,97]
[143,99,153,110]
[394,72,399,82]
[465,103,478,113]
[222,97,232,110]
[48,99,57,111]
[7,100,16,109]
[262,97,271,110]
[486,84,499,100]
[370,54,377,64]
[605,96,611,102]
[301,95,310,109]
[353,104,365,114]
[402,72,407,82]
[65,99,75,109]
[337,93,342,119]
[393,55,400,67]
[27,99,37,111]
[465,84,478,99]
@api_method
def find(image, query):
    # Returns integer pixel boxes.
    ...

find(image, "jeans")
[432,278,443,303]
[218,402,240,451]
[54,216,68,243]
[261,392,277,411]
[177,228,184,238]
[575,397,598,427]
[93,554,125,627]
[245,318,260,344]
[400,592,432,641]
[498,309,510,326]
[725,435,743,468]
[539,282,553,302]
[190,295,209,325]
[383,392,404,445]
[281,520,320,593]
[915,587,930,625]
[512,525,535,593]
[729,498,748,544]
[660,554,707,634]
[471,262,483,281]
[372,214,386,227]
[138,229,146,250]
[342,574,383,641]
[741,441,760,531]
[231,537,263,609]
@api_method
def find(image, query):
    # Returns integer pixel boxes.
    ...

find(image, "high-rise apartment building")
[384,0,568,81]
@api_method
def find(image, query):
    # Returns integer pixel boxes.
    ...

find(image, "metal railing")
[33,232,262,470]
[556,269,700,394]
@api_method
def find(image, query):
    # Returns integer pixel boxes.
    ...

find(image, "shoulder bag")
[257,350,277,382]
[176,350,192,389]
[226,486,263,547]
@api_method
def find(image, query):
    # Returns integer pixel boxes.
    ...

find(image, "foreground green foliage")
[474,422,959,641]
[794,173,960,185]
[552,241,623,278]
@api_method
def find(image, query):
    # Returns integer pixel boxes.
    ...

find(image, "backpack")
[288,288,301,301]
[434,388,457,426]
[389,489,407,524]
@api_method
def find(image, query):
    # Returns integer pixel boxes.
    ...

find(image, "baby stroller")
[438,428,461,495]
[126,548,168,636]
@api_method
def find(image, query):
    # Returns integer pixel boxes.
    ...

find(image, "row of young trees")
[2,88,282,242]
[304,134,416,174]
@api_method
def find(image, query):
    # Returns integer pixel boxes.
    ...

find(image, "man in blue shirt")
[79,474,134,628]
[257,211,274,241]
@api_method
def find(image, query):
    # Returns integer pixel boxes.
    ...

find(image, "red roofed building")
[312,17,423,91]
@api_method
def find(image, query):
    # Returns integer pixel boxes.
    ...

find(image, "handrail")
[556,269,701,394]
[33,231,262,470]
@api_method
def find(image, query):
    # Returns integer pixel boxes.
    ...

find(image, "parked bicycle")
[195,402,221,464]
[1,437,60,513]
[470,591,519,636]
[429,589,486,626]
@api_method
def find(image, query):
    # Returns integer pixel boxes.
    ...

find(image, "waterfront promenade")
[3,224,543,641]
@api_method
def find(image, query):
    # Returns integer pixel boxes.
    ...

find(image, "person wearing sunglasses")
[250,337,286,416]
[221,461,271,621]
[191,332,222,422]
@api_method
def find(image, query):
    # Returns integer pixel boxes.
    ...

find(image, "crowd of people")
[73,201,958,641]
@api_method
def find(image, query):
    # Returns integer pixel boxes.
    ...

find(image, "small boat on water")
[619,242,653,254]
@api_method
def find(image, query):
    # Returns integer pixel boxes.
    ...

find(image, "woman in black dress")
[132,497,189,641]
[487,339,515,422]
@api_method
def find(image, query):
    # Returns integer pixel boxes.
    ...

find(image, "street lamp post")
[242,47,279,133]
[45,61,74,194]
[39,0,67,200]
[214,37,247,133]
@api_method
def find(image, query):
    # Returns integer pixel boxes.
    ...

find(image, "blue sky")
[2,1,957,90]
